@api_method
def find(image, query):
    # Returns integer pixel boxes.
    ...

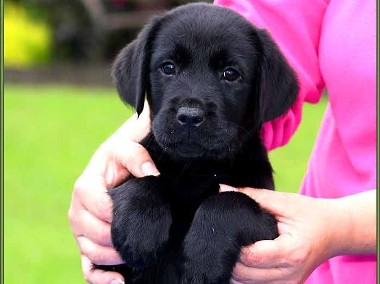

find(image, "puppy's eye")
[161,62,176,75]
[222,68,241,81]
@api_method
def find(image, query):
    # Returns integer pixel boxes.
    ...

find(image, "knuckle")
[241,247,261,265]
[127,141,148,159]
[67,205,76,224]
[87,249,103,265]
[128,143,146,165]
[79,238,95,261]
[73,176,84,191]
[94,198,112,222]
[86,245,111,265]
[95,227,111,246]
[73,177,87,200]
[288,249,308,265]
[231,267,246,282]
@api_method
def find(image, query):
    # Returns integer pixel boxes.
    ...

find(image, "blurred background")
[4,1,326,283]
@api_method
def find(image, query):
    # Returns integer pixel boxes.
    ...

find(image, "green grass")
[4,84,327,283]
[4,84,132,284]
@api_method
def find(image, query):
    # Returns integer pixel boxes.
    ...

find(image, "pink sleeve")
[214,0,328,150]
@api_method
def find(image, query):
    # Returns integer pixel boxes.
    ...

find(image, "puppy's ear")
[112,16,163,116]
[256,29,299,122]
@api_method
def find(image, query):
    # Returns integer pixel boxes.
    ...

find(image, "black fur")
[96,3,298,283]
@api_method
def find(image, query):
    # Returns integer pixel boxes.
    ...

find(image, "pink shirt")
[214,0,376,283]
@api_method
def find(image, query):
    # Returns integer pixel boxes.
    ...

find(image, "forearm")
[329,189,376,257]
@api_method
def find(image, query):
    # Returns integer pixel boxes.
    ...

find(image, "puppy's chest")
[156,158,263,199]
[158,163,226,202]
[142,134,273,201]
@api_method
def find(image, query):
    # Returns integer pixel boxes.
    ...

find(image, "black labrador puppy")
[97,3,298,283]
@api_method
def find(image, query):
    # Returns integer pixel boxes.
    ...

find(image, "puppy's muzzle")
[176,107,204,128]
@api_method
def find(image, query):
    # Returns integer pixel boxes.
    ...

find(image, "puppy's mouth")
[159,137,227,159]
[166,140,207,159]
[152,123,238,160]
[151,102,245,160]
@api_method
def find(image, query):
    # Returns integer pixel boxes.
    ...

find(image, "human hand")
[219,185,353,284]
[68,106,159,284]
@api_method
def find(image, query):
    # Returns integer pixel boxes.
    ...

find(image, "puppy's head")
[113,3,298,160]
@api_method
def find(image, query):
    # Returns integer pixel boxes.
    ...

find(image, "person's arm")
[330,190,376,255]
[215,0,328,150]
[68,105,158,284]
[220,186,376,284]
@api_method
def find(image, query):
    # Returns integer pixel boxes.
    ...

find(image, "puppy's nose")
[176,107,204,127]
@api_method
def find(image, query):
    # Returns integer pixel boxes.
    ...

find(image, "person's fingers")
[78,236,123,266]
[238,235,292,268]
[83,140,158,190]
[219,184,238,192]
[248,190,290,217]
[87,140,159,188]
[114,140,160,178]
[70,209,113,246]
[220,184,298,217]
[71,179,114,223]
[239,233,312,273]
[231,262,284,283]
[81,255,125,284]
[83,145,156,190]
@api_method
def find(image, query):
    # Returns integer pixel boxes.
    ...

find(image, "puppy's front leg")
[180,191,278,284]
[109,176,172,271]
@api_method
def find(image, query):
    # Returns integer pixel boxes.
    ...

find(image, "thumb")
[115,140,160,178]
[86,140,160,190]
[220,184,295,217]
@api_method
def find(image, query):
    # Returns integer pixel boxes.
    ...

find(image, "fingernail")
[141,162,160,176]
[219,184,237,192]
[111,279,125,284]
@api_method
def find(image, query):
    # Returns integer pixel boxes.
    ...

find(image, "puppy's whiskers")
[220,117,252,138]
[215,125,245,159]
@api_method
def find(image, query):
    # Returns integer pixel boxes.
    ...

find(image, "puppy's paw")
[180,191,278,283]
[109,176,172,270]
